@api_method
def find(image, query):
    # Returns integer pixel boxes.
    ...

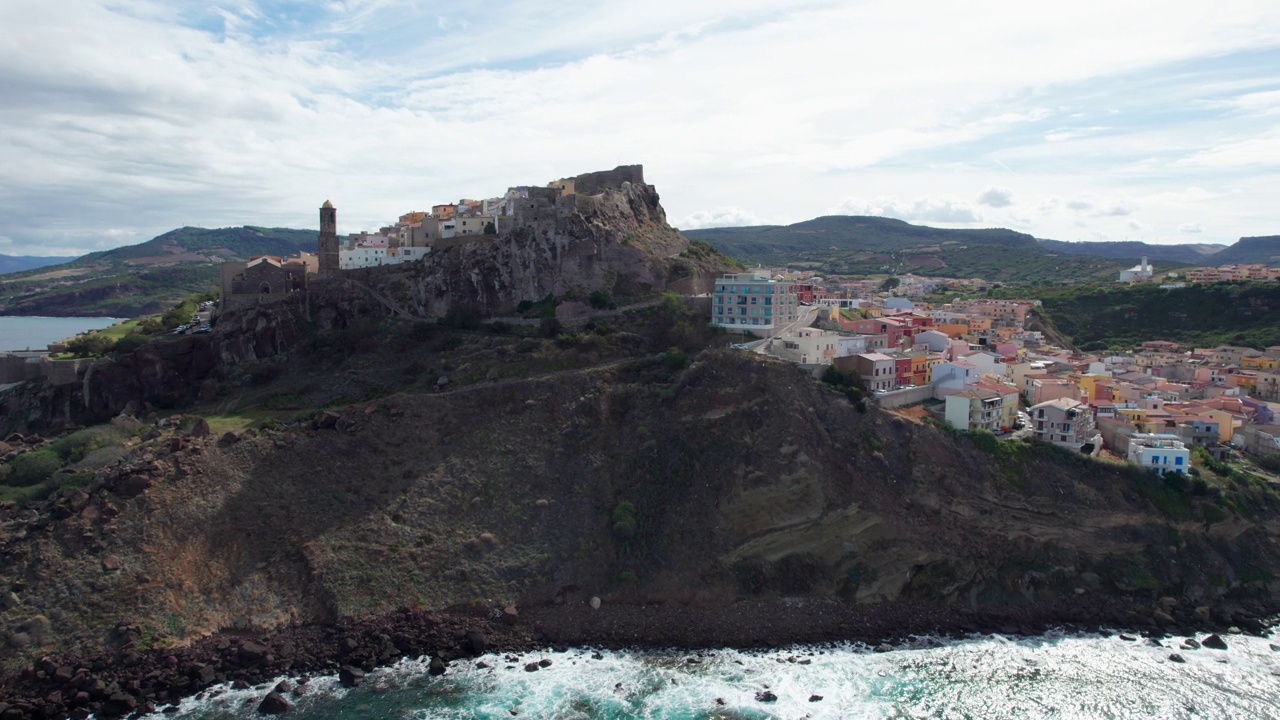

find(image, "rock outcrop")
[3,350,1278,666]
[339,165,721,320]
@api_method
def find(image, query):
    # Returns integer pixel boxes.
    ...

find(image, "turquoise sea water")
[144,631,1280,719]
[0,316,127,351]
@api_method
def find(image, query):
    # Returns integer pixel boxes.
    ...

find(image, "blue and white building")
[711,271,800,337]
[1127,433,1190,473]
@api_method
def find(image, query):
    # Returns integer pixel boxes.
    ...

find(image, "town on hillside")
[218,171,628,304]
[711,268,1280,474]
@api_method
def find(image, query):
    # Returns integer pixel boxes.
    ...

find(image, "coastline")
[0,596,1274,719]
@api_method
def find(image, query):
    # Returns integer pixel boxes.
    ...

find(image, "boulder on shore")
[339,666,365,687]
[258,691,292,715]
[1202,634,1228,650]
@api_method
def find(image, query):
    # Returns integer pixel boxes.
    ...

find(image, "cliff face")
[3,351,1278,661]
[347,166,716,320]
[1,297,330,434]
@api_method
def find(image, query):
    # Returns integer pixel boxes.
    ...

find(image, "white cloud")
[1095,204,1135,217]
[677,207,762,230]
[977,186,1014,207]
[834,196,981,224]
[1178,222,1204,233]
[1,1,1279,254]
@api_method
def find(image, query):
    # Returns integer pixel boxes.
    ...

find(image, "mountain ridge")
[0,255,71,275]
[685,215,1276,280]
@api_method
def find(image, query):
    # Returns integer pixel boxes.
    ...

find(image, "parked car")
[193,325,212,334]
[172,325,189,334]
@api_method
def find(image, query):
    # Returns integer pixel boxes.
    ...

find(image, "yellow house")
[967,317,993,333]
[1117,407,1152,432]
[936,323,967,338]
[1075,374,1109,402]
[924,353,943,383]
[1243,355,1279,371]
[1232,371,1259,392]
[1197,409,1242,442]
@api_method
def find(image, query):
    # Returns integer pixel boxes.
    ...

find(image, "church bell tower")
[318,199,339,277]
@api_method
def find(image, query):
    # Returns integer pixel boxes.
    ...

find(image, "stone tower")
[318,199,339,277]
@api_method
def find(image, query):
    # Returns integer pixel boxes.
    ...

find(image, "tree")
[880,276,901,292]
[484,221,497,235]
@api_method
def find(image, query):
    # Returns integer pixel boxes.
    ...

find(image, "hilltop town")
[709,268,1280,475]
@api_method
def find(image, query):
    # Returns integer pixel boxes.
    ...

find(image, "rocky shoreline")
[0,595,1274,719]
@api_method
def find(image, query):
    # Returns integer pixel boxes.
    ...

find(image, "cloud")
[1064,197,1133,216]
[677,207,761,230]
[1,1,1279,254]
[1178,222,1204,233]
[834,196,981,224]
[977,186,1014,207]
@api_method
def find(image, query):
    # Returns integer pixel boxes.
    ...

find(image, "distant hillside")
[1008,283,1280,351]
[685,216,1138,282]
[0,254,70,274]
[76,226,316,266]
[0,226,314,317]
[1035,239,1225,264]
[1209,236,1280,265]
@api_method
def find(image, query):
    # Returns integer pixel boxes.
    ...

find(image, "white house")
[838,333,888,357]
[959,350,1007,378]
[774,328,841,365]
[932,361,978,394]
[944,387,1003,432]
[913,329,952,353]
[1127,433,1190,473]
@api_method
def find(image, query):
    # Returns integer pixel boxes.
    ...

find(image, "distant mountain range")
[1,217,1276,317]
[0,254,70,274]
[684,216,1280,281]
[0,226,315,317]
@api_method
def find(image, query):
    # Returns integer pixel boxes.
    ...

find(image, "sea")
[0,316,127,352]
[143,631,1280,719]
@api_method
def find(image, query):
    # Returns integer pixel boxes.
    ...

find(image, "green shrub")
[588,291,615,310]
[65,334,116,358]
[1202,503,1227,525]
[6,449,63,487]
[47,426,128,463]
[113,333,152,355]
[611,500,637,540]
[661,347,689,371]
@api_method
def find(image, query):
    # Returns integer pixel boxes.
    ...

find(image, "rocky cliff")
[3,350,1278,672]
[343,165,722,320]
[0,296,326,435]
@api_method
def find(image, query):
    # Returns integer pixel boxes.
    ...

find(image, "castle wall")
[573,165,645,195]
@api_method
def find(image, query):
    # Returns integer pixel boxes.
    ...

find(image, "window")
[1176,456,1184,465]
[1151,457,1158,464]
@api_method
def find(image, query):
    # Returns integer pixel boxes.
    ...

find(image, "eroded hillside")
[4,348,1278,665]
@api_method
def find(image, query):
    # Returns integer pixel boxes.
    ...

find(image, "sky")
[1,1,1278,257]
